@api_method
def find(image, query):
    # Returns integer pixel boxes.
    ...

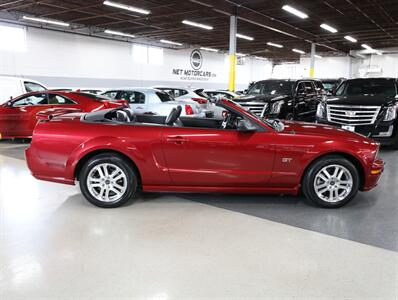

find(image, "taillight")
[185,105,194,115]
[191,97,208,104]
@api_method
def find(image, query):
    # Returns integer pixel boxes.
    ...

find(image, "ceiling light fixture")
[236,33,254,41]
[320,23,338,33]
[267,42,283,48]
[282,5,308,19]
[103,1,150,15]
[344,35,357,43]
[182,20,213,30]
[292,48,305,54]
[236,53,247,57]
[104,29,135,38]
[200,47,218,52]
[361,44,372,50]
[22,15,69,27]
[160,39,183,46]
[315,54,322,59]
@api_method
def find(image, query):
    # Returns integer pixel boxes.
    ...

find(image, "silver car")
[102,88,205,117]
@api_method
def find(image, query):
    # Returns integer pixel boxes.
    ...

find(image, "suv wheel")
[79,154,137,208]
[302,155,359,208]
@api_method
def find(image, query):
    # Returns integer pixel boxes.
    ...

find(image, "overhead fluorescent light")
[236,33,254,41]
[236,53,247,57]
[200,47,218,52]
[182,20,213,30]
[361,44,372,50]
[267,42,283,48]
[103,1,150,15]
[160,39,182,46]
[104,29,135,38]
[376,51,383,56]
[320,23,338,33]
[292,48,305,54]
[344,35,357,43]
[22,15,69,27]
[282,5,308,19]
[315,54,322,59]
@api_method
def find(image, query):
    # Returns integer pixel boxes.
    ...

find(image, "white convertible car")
[102,88,208,117]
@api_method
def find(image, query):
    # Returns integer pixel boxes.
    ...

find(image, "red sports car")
[25,99,384,208]
[0,91,126,139]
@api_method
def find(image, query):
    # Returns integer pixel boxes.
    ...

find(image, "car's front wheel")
[79,154,138,208]
[302,155,359,208]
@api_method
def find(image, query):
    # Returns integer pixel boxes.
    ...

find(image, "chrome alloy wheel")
[314,164,353,203]
[86,163,127,202]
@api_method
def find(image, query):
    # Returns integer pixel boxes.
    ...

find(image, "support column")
[309,43,316,78]
[228,15,237,91]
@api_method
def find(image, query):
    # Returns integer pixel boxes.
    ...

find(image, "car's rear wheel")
[79,154,137,208]
[302,155,359,208]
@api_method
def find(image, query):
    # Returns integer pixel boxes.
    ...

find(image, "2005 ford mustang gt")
[25,99,384,208]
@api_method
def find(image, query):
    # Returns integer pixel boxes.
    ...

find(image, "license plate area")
[342,125,355,132]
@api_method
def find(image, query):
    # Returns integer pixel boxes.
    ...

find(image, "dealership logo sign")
[172,49,216,81]
[190,49,203,70]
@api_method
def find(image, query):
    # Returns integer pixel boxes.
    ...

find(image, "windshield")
[247,80,293,96]
[322,81,337,90]
[79,92,112,101]
[336,79,397,97]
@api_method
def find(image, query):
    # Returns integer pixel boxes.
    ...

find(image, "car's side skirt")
[142,185,299,195]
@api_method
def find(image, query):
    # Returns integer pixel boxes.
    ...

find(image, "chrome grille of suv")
[326,105,381,125]
[239,102,268,117]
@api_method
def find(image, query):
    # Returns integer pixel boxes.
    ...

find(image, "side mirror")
[6,101,13,107]
[237,119,257,132]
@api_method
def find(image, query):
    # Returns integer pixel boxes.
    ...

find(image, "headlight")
[270,100,284,114]
[316,102,326,118]
[383,104,398,121]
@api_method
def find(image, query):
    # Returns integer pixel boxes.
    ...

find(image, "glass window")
[336,79,396,97]
[48,94,76,104]
[304,82,315,93]
[24,81,46,92]
[297,82,306,94]
[0,24,26,52]
[133,44,148,64]
[148,47,163,65]
[118,91,145,104]
[156,91,174,102]
[102,91,118,99]
[13,93,48,107]
[247,80,294,96]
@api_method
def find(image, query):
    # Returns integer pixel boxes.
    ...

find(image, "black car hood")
[235,94,290,103]
[326,95,397,106]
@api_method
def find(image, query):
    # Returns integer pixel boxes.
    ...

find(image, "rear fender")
[64,136,145,181]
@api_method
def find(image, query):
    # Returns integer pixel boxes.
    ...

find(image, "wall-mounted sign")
[172,49,217,82]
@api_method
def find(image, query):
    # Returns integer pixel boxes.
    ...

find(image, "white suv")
[0,76,47,104]
[102,88,206,117]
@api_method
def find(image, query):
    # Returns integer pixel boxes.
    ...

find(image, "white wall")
[351,52,398,78]
[0,24,273,90]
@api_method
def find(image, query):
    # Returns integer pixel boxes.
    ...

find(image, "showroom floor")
[0,140,397,299]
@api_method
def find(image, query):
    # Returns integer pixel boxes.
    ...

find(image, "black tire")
[302,155,359,208]
[79,153,138,208]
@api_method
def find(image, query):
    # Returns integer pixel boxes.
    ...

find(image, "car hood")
[235,94,290,103]
[326,95,396,106]
[280,121,369,141]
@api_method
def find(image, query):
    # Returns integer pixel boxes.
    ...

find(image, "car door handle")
[136,106,144,109]
[166,136,188,144]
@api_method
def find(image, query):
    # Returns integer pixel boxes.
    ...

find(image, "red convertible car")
[25,99,384,208]
[0,91,126,139]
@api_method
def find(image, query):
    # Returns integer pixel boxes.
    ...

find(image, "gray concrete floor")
[0,140,397,299]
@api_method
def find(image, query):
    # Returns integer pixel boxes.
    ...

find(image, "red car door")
[161,127,275,187]
[3,93,49,137]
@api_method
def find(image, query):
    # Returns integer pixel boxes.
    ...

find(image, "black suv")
[234,79,323,121]
[316,78,398,147]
